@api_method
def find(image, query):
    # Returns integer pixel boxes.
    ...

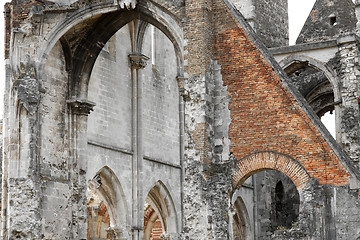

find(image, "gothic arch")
[143,180,179,238]
[232,197,252,240]
[36,1,184,98]
[88,166,129,235]
[233,152,310,191]
[279,54,340,103]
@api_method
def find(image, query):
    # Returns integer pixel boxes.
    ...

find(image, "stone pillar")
[183,1,233,239]
[355,0,360,34]
[129,53,149,240]
[337,35,360,170]
[67,99,95,239]
[2,58,42,239]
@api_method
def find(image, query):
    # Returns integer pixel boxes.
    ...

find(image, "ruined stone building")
[1,0,360,239]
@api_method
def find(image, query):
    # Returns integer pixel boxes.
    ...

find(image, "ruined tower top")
[296,0,356,44]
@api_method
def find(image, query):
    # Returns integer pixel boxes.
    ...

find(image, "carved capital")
[115,0,137,9]
[129,53,150,69]
[67,99,95,115]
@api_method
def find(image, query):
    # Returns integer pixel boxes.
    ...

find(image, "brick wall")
[214,0,350,186]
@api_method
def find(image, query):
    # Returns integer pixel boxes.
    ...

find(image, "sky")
[0,1,336,135]
[288,0,316,45]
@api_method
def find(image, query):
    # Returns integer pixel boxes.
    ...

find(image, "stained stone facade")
[1,0,360,240]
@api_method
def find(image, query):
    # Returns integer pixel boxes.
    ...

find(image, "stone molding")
[129,53,150,69]
[67,98,96,115]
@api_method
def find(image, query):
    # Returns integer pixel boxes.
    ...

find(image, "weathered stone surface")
[297,0,356,44]
[2,0,360,239]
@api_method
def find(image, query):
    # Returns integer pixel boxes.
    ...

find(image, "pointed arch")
[143,180,179,238]
[88,166,129,233]
[232,197,252,240]
[233,152,311,191]
[36,1,184,98]
[279,54,340,102]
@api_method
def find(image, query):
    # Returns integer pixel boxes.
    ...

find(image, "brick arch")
[233,152,310,190]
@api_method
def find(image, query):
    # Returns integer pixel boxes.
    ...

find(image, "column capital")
[67,98,96,115]
[129,53,150,69]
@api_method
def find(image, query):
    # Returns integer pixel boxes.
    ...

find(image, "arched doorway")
[233,169,301,239]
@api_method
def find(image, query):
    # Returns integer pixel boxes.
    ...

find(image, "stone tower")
[232,0,289,47]
[296,0,356,44]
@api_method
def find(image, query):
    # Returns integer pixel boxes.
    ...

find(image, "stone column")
[67,99,95,239]
[129,53,149,240]
[176,76,186,237]
[2,58,42,239]
[337,35,360,170]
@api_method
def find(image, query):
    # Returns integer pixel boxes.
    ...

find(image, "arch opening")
[281,57,339,139]
[232,196,252,240]
[143,181,178,240]
[82,7,182,239]
[233,152,310,191]
[87,167,129,240]
[52,5,183,98]
[232,169,300,239]
[287,65,335,118]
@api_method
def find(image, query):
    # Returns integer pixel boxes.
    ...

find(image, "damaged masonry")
[1,0,360,239]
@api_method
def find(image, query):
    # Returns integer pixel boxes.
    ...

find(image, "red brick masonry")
[214,0,350,187]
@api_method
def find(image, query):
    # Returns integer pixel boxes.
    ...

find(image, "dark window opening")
[275,181,284,214]
[330,16,337,26]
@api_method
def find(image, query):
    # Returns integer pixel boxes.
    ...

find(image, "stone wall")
[296,0,356,44]
[253,0,288,47]
[2,0,360,239]
[231,0,289,47]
